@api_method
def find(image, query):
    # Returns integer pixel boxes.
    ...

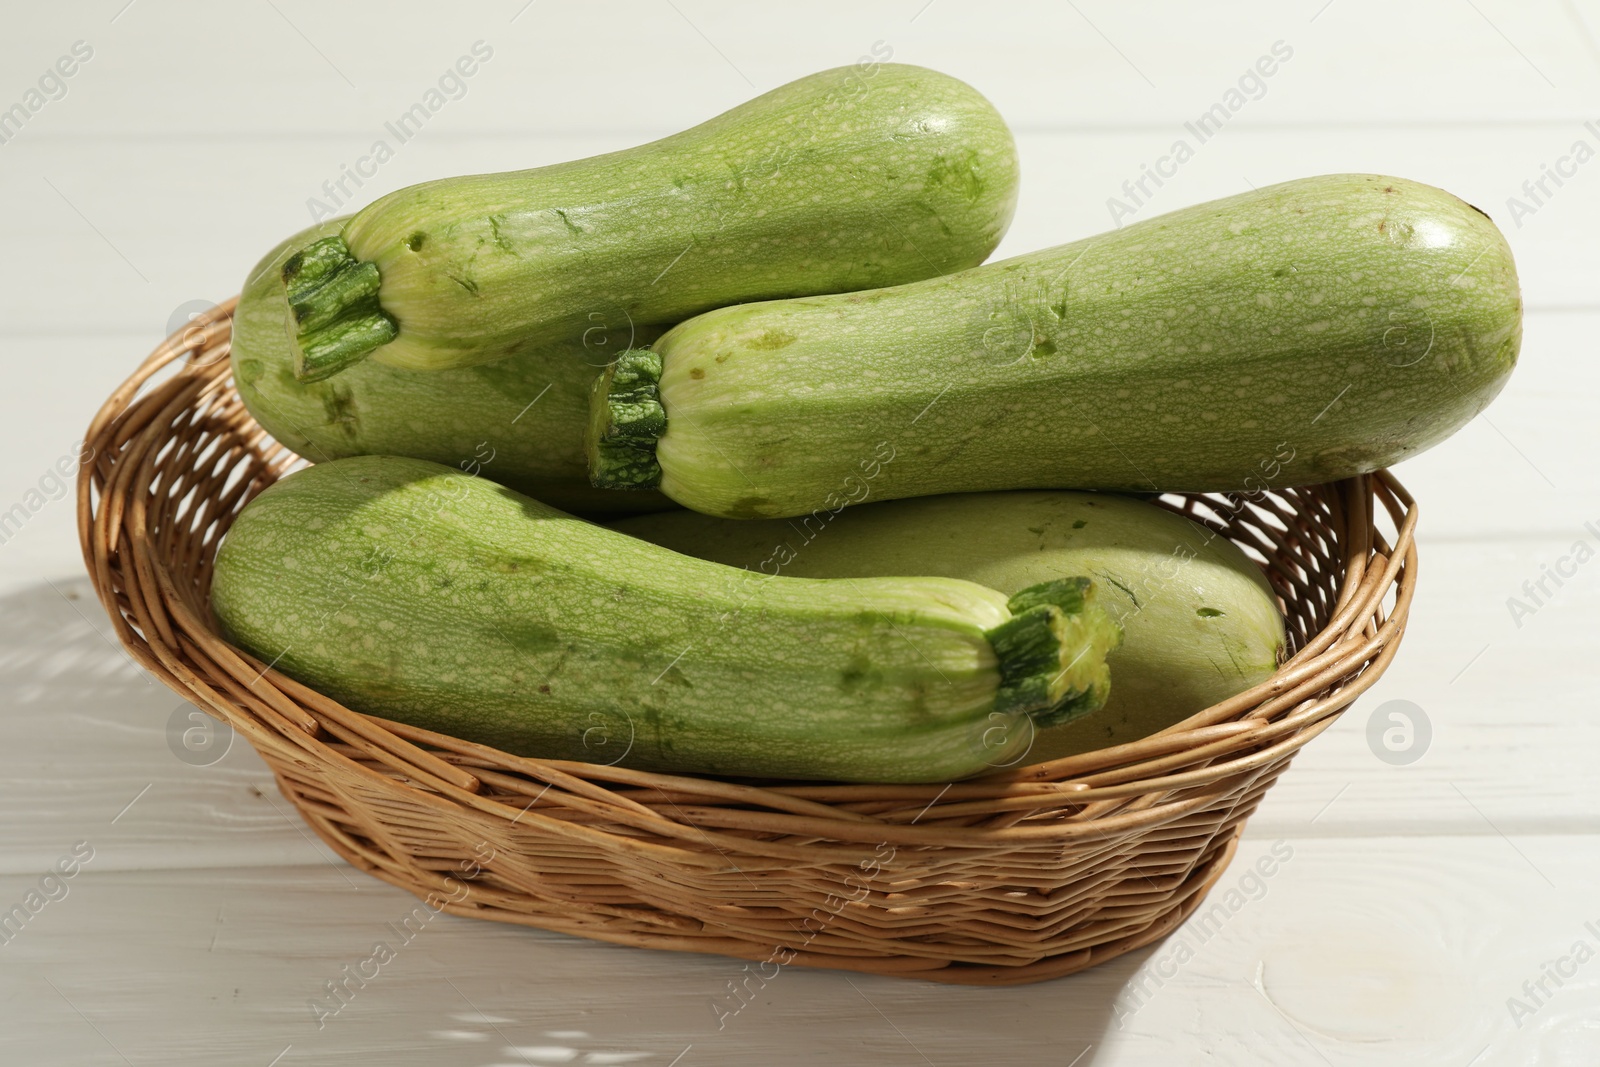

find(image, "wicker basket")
[77,300,1416,985]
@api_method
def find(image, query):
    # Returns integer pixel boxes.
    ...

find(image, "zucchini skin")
[288,63,1020,379]
[232,219,670,515]
[612,490,1285,762]
[209,456,1120,783]
[619,174,1521,518]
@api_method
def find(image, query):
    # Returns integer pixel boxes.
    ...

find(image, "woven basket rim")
[75,300,1417,982]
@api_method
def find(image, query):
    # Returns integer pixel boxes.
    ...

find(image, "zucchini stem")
[588,348,666,489]
[985,577,1122,726]
[282,235,398,382]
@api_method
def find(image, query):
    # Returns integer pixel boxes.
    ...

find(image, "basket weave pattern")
[78,302,1417,984]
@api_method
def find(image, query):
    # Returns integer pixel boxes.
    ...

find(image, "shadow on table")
[0,574,302,865]
[0,574,172,715]
[0,573,245,762]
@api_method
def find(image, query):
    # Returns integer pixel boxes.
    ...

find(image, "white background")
[1,2,1597,1064]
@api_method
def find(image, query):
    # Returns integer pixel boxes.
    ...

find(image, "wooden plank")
[0,537,1594,875]
[1,835,1593,1064]
[1,307,1591,598]
[2,121,1599,343]
[1248,529,1600,836]
[2,0,1593,138]
[0,2,1595,336]
[0,279,1593,598]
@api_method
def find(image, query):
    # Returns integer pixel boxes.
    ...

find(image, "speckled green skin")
[209,456,1116,783]
[613,490,1286,762]
[308,63,1019,373]
[232,219,669,515]
[636,174,1522,518]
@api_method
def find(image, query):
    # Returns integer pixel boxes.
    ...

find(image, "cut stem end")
[588,348,666,490]
[282,235,398,382]
[986,577,1123,727]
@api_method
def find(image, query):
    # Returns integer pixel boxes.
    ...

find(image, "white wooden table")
[2,2,1597,1063]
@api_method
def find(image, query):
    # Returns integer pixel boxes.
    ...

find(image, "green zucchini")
[589,174,1522,518]
[612,490,1285,762]
[282,63,1020,381]
[209,456,1122,783]
[232,218,669,515]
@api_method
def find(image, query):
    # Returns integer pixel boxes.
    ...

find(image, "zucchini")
[588,174,1522,518]
[209,456,1122,783]
[613,490,1285,762]
[282,63,1019,381]
[232,219,669,515]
